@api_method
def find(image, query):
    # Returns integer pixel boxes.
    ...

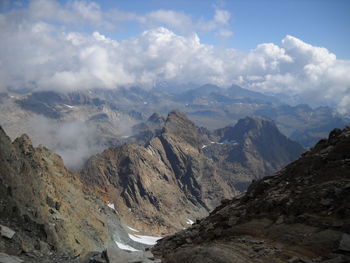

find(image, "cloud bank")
[26,115,104,169]
[0,0,349,113]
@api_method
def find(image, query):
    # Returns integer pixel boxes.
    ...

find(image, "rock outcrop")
[129,113,166,145]
[209,116,304,181]
[0,126,132,261]
[80,110,237,235]
[153,127,350,263]
[81,111,304,236]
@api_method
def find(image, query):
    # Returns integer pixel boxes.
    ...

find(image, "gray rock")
[0,225,15,239]
[106,247,161,263]
[0,253,23,263]
[276,215,284,224]
[339,233,350,252]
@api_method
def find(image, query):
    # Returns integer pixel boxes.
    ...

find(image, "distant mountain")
[153,126,350,263]
[129,113,166,145]
[0,84,347,169]
[255,104,349,147]
[212,116,305,178]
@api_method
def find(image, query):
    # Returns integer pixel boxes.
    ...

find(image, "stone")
[0,225,15,239]
[339,233,350,252]
[20,239,35,254]
[0,253,23,263]
[276,215,284,224]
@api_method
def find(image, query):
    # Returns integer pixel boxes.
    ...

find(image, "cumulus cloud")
[0,0,349,114]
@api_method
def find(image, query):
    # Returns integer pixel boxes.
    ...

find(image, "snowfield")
[186,218,194,225]
[115,241,140,252]
[128,234,162,245]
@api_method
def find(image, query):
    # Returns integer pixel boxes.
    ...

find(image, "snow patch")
[128,234,162,245]
[210,141,223,145]
[108,203,115,210]
[186,219,194,225]
[201,145,207,149]
[127,226,140,232]
[115,241,140,252]
[64,104,74,109]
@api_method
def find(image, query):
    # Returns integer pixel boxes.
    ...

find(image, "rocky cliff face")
[0,127,134,261]
[129,113,166,145]
[80,110,237,235]
[80,111,304,236]
[153,127,350,263]
[211,116,304,179]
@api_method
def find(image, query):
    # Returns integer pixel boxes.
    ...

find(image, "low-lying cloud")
[0,0,349,114]
[27,115,104,169]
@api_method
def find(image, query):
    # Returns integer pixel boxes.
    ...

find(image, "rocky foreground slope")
[153,127,350,263]
[0,126,149,262]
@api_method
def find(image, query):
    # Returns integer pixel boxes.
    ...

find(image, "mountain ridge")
[153,126,350,262]
[80,110,303,235]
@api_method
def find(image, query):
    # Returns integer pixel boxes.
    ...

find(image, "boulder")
[0,225,15,239]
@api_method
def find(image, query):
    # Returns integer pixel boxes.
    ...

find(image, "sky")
[0,0,350,113]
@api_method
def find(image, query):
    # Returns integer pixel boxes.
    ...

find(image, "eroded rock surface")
[0,127,131,261]
[153,127,350,262]
[81,110,236,235]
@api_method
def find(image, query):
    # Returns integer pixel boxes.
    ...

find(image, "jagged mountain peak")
[217,115,279,142]
[163,110,201,148]
[210,116,304,178]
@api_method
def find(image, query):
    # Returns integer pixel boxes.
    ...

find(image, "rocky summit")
[153,127,350,263]
[80,111,304,236]
[212,116,304,178]
[80,110,237,236]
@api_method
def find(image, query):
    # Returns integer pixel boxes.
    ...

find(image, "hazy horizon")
[0,0,349,113]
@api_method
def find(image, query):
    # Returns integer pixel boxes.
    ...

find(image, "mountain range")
[0,84,348,161]
[0,83,349,262]
[0,107,305,262]
[80,110,304,235]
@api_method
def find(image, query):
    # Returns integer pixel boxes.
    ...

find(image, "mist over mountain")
[1,84,347,171]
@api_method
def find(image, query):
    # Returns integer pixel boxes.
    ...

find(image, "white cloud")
[217,29,233,38]
[0,1,349,114]
[214,9,231,24]
[198,8,232,35]
[21,0,113,29]
[139,10,193,33]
